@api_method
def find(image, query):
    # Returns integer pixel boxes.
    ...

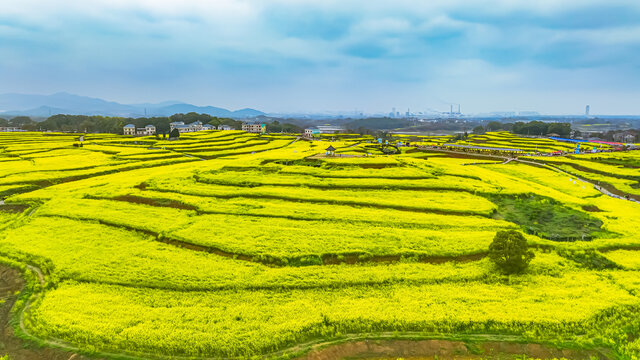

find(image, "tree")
[488,230,534,274]
[169,128,180,139]
[547,122,571,137]
[267,120,281,133]
[486,121,502,131]
[9,116,33,127]
[472,126,485,134]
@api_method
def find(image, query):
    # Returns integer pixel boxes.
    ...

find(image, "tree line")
[0,113,301,135]
[473,120,572,137]
[0,116,36,129]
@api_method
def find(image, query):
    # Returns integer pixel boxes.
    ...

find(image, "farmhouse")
[0,127,24,132]
[170,121,204,133]
[218,124,234,131]
[304,125,345,137]
[242,123,265,133]
[123,124,156,136]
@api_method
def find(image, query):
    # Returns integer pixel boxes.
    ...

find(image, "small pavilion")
[325,145,336,156]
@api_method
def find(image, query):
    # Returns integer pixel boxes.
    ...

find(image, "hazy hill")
[0,93,265,119]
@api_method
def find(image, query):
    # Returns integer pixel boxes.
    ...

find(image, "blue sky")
[1,0,640,114]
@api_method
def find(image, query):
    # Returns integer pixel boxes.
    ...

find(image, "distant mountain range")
[0,92,265,119]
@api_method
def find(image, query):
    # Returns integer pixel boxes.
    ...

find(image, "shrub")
[488,230,534,274]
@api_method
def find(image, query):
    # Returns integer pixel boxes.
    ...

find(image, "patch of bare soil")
[0,265,96,360]
[297,339,607,360]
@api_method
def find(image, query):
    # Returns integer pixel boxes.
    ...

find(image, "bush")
[488,230,534,274]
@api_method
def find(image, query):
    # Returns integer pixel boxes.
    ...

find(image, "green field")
[2,131,640,359]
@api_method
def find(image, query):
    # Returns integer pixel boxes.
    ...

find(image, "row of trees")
[473,121,571,137]
[36,113,245,134]
[1,113,302,135]
[0,116,37,130]
[512,121,571,136]
[265,120,302,133]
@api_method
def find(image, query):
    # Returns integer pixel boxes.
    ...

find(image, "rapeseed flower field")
[1,130,640,359]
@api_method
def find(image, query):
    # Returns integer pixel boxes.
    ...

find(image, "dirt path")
[296,338,608,360]
[0,264,93,360]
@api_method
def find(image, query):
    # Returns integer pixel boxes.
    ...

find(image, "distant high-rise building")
[585,105,590,116]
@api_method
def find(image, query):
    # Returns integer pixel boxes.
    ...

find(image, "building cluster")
[123,124,156,136]
[121,121,347,137]
[0,127,25,132]
[169,121,215,133]
[303,125,346,137]
[613,132,637,144]
[123,122,236,136]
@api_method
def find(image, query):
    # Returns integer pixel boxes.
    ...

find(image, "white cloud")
[1,0,640,113]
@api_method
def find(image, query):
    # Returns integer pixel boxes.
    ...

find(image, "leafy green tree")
[9,116,33,127]
[486,121,502,131]
[169,128,180,139]
[547,122,571,137]
[511,121,571,136]
[22,123,38,131]
[472,125,485,134]
[266,120,301,133]
[488,230,534,274]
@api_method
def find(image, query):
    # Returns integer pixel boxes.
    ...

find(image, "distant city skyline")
[0,91,631,118]
[2,1,640,115]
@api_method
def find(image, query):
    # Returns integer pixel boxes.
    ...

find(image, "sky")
[1,0,640,115]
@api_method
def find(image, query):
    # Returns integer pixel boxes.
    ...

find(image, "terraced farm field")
[1,131,640,359]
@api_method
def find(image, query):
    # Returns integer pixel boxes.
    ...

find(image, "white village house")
[0,127,25,132]
[169,121,204,133]
[123,124,156,136]
[218,124,234,131]
[303,125,346,138]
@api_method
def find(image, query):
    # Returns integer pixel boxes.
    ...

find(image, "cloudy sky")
[1,0,639,114]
